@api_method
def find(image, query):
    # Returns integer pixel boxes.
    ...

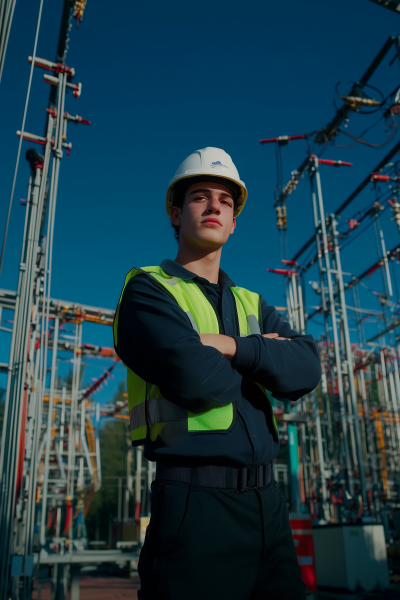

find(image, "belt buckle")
[247,466,258,489]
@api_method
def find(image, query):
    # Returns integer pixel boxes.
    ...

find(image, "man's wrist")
[231,336,258,370]
[224,336,237,360]
[199,333,237,360]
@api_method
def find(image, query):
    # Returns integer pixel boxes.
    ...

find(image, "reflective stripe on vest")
[113,266,279,446]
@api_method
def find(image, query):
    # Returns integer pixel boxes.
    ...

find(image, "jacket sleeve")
[115,275,244,411]
[231,298,321,401]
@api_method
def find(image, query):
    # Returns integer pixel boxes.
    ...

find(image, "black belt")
[155,462,273,492]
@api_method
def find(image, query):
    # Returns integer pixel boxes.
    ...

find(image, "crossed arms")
[115,276,321,411]
[200,332,290,360]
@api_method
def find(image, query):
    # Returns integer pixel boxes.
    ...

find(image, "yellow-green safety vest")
[113,266,279,446]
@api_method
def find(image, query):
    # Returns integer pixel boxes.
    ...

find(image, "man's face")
[171,180,236,250]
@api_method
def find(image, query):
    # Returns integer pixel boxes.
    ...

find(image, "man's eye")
[222,200,232,207]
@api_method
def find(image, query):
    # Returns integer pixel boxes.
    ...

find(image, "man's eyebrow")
[188,188,233,199]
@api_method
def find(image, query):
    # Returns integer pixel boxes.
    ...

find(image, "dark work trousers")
[137,478,306,600]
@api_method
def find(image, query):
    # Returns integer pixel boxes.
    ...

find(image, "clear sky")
[0,0,399,404]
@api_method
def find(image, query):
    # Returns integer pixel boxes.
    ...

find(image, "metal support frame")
[0,3,97,597]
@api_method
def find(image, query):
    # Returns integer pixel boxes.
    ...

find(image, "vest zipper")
[228,288,240,335]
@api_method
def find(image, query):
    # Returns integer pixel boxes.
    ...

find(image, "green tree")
[85,380,131,543]
[56,364,87,392]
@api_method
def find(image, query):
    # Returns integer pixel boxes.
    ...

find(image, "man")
[114,147,321,599]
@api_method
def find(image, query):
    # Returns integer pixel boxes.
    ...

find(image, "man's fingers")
[263,333,291,341]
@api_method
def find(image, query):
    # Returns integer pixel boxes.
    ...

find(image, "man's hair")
[170,176,239,243]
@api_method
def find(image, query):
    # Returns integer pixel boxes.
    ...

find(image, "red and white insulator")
[16,130,46,145]
[370,173,391,182]
[44,74,59,86]
[260,134,308,145]
[310,155,352,167]
[28,55,55,70]
[66,81,82,98]
[267,268,298,277]
[44,75,81,97]
[64,112,91,125]
[62,142,72,158]
[28,56,75,78]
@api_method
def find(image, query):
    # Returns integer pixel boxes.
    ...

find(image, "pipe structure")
[40,317,60,545]
[0,160,45,595]
[0,3,92,596]
[291,140,400,262]
[330,214,367,508]
[0,0,17,84]
[266,151,400,524]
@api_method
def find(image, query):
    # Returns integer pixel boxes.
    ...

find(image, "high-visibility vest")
[113,266,279,446]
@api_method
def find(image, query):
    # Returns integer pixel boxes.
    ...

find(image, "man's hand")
[199,334,237,360]
[263,333,291,341]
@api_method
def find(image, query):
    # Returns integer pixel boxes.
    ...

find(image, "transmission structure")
[0,1,110,598]
[262,36,400,532]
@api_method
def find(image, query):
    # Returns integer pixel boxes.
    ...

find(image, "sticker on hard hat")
[211,161,228,168]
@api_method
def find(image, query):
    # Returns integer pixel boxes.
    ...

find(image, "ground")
[32,575,140,600]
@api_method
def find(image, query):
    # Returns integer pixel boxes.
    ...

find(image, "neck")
[175,241,222,284]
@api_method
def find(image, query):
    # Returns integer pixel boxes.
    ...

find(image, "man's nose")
[206,195,221,213]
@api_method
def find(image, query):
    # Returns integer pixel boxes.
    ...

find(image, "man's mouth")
[202,218,222,226]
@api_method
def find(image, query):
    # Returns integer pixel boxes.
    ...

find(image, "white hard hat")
[166,147,248,217]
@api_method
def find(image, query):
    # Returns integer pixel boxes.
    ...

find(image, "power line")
[0,0,45,279]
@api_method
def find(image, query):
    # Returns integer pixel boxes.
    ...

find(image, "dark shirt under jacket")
[115,259,321,467]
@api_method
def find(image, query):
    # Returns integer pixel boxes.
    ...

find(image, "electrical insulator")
[349,219,359,230]
[73,0,87,22]
[277,135,289,145]
[281,170,300,198]
[391,199,400,233]
[344,95,380,108]
[370,173,391,182]
[275,205,283,230]
[282,203,287,231]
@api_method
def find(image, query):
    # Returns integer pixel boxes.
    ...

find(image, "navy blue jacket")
[115,259,321,467]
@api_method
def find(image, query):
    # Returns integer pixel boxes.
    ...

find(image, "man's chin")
[183,231,227,250]
[197,230,228,246]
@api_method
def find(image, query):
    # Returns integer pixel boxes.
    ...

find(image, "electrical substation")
[1,1,400,599]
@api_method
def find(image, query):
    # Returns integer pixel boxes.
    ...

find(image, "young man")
[114,147,321,600]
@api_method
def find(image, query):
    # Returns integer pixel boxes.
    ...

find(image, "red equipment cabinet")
[289,513,317,592]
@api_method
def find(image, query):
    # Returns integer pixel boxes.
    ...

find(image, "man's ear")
[229,216,236,236]
[170,206,182,226]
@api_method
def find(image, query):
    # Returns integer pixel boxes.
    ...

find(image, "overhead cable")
[0,0,45,279]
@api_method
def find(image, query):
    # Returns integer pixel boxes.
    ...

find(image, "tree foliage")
[85,381,131,543]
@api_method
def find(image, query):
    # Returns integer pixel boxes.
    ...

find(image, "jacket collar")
[160,259,236,290]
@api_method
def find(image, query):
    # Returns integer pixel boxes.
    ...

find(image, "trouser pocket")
[157,481,191,557]
[138,483,165,585]
[138,481,191,595]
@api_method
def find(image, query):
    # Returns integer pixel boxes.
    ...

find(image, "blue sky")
[0,0,399,403]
